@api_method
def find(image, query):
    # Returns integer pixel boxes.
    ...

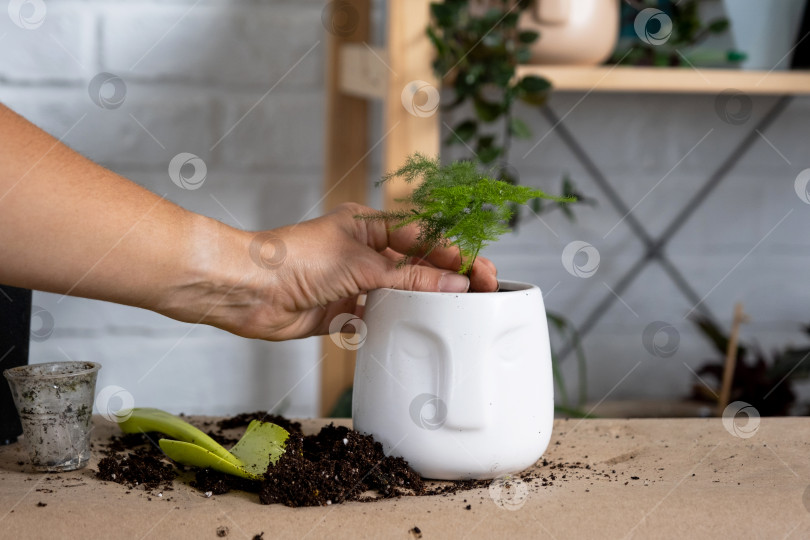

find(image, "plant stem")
[501,102,513,168]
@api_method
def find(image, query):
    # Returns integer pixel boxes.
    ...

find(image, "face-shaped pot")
[352,281,553,480]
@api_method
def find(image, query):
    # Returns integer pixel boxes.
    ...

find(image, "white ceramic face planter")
[352,280,554,480]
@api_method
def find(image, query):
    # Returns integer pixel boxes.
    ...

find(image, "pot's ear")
[533,0,570,25]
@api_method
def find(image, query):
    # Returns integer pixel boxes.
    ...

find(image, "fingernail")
[439,273,470,293]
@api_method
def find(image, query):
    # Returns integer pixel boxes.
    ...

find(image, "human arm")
[0,104,498,341]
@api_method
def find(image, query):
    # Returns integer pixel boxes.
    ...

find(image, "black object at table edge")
[790,0,810,69]
[0,285,32,445]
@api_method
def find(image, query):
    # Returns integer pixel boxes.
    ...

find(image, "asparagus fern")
[361,153,575,275]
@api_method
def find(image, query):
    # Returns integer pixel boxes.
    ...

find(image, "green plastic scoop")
[118,407,289,480]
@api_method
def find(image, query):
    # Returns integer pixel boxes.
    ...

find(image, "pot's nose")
[440,354,488,431]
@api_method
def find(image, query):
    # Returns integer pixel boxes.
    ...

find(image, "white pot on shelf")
[722,0,806,70]
[352,280,554,480]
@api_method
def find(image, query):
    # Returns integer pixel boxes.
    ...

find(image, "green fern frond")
[361,154,575,275]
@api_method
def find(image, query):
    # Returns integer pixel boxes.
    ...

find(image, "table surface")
[1,416,809,539]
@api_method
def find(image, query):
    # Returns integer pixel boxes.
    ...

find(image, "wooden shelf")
[515,65,810,95]
[339,59,810,99]
[324,2,810,416]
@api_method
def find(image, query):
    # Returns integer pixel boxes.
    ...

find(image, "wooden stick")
[717,303,749,416]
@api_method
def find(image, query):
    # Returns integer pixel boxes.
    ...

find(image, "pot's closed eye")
[394,324,438,360]
[391,322,448,392]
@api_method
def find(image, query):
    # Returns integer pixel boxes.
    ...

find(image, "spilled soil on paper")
[93,413,614,508]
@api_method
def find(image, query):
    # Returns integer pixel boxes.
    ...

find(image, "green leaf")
[119,407,240,467]
[120,408,289,481]
[707,19,729,34]
[515,47,532,64]
[518,30,539,44]
[517,75,551,106]
[502,12,520,27]
[509,117,532,139]
[477,145,501,164]
[476,135,501,163]
[426,27,447,57]
[445,119,477,145]
[518,75,551,93]
[559,200,574,220]
[160,440,254,479]
[430,3,456,27]
[473,95,503,122]
[229,420,289,478]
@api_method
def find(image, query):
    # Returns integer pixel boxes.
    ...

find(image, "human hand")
[164,203,498,341]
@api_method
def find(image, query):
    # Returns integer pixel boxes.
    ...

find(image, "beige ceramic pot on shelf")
[521,0,620,65]
[467,0,619,66]
[469,0,619,65]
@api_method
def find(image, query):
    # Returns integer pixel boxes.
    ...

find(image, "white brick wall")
[1,0,326,417]
[474,91,810,408]
[3,0,808,415]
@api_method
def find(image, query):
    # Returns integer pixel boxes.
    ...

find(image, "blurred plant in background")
[427,0,594,227]
[614,0,745,67]
[690,317,810,416]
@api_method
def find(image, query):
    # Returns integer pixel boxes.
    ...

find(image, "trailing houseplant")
[427,0,592,225]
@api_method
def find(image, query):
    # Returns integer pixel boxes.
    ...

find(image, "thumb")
[389,264,470,293]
